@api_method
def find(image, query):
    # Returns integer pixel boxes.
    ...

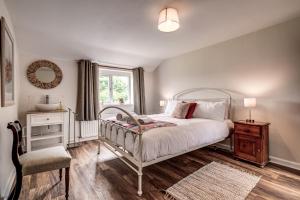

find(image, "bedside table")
[234,120,270,167]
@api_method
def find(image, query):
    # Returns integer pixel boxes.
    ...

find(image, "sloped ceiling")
[5,0,300,71]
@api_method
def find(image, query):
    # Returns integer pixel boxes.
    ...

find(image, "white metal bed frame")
[97,88,232,196]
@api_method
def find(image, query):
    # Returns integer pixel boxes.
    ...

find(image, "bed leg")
[230,135,233,151]
[137,169,143,196]
[97,141,101,155]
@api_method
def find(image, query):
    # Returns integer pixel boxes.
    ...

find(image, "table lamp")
[244,98,256,123]
[160,100,166,107]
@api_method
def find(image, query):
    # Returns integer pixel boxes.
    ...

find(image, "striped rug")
[165,161,260,200]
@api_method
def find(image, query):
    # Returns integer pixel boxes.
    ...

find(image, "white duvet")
[102,114,233,162]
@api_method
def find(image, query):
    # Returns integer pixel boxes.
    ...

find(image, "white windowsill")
[100,104,134,116]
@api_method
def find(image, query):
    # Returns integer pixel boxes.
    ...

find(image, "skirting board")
[215,143,300,171]
[213,143,232,151]
[270,156,300,171]
[2,169,15,199]
[79,136,98,142]
[67,136,98,143]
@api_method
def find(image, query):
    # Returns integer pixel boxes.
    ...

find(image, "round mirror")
[35,67,56,83]
[27,60,63,89]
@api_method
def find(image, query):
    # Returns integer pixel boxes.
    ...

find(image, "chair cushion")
[19,146,72,176]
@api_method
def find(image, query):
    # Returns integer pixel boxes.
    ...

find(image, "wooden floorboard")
[19,141,300,200]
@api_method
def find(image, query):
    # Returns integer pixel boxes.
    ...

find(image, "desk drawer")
[31,113,64,126]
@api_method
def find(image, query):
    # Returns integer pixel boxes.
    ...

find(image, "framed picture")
[0,16,14,107]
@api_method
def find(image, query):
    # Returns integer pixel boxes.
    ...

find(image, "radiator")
[80,120,98,138]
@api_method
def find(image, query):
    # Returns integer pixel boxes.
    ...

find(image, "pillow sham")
[185,102,197,119]
[193,100,226,121]
[172,102,190,119]
[164,100,179,115]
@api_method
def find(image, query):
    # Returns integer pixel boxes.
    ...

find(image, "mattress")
[102,114,233,162]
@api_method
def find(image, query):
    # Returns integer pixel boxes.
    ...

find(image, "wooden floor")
[19,141,300,200]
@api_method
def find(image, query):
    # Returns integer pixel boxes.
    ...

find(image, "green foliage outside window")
[112,76,129,103]
[99,75,130,104]
[99,76,109,103]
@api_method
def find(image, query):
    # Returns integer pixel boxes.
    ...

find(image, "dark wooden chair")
[7,121,71,200]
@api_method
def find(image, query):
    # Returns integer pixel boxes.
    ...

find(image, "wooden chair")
[7,121,72,200]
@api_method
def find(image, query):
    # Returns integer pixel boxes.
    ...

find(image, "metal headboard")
[172,88,232,119]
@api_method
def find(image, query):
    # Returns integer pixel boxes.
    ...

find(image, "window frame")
[99,69,133,105]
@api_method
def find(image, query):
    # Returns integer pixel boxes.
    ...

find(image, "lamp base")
[246,119,255,123]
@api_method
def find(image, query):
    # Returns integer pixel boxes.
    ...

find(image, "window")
[99,69,133,105]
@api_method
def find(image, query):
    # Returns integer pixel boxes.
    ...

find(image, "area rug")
[165,161,260,200]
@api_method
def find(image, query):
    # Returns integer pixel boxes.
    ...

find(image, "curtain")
[133,67,146,115]
[76,60,99,121]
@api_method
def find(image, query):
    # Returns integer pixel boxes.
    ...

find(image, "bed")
[97,88,233,196]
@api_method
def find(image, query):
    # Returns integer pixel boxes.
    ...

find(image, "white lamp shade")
[158,8,180,32]
[244,98,256,107]
[160,100,166,107]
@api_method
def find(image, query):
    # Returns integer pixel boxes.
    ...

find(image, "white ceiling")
[5,0,300,71]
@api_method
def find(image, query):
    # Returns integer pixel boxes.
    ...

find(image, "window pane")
[99,75,110,104]
[112,76,129,104]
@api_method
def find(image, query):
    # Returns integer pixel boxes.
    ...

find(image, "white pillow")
[193,100,226,121]
[164,100,179,115]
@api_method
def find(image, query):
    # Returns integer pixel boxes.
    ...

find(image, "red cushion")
[185,103,197,119]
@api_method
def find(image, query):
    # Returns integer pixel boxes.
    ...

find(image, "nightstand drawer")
[235,124,261,137]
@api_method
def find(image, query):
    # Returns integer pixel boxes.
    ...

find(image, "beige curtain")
[76,60,99,121]
[133,67,145,115]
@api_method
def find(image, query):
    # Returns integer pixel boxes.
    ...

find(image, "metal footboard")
[97,106,144,196]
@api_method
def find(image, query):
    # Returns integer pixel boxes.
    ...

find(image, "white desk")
[26,110,67,151]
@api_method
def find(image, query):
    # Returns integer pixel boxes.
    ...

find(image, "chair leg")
[59,169,63,181]
[65,167,70,199]
[11,171,22,200]
[7,185,15,200]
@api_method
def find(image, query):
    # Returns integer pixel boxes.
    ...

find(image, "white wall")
[17,53,79,148]
[18,53,155,116]
[17,53,155,144]
[0,0,20,197]
[18,53,78,122]
[153,17,300,166]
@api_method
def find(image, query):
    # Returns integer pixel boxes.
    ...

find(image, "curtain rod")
[76,59,139,71]
[92,59,138,71]
[94,63,133,71]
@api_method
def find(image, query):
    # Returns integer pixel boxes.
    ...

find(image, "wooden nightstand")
[234,120,270,167]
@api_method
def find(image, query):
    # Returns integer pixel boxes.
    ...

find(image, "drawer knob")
[46,118,50,120]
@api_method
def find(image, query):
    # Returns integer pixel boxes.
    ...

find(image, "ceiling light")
[158,8,180,32]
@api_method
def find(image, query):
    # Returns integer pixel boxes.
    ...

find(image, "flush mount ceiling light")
[158,8,180,32]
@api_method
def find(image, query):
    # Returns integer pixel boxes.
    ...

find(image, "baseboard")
[270,156,300,171]
[214,143,300,171]
[65,136,98,144]
[214,143,232,151]
[2,169,15,199]
[78,136,98,142]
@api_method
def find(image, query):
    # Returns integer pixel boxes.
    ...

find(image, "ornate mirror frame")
[27,60,63,89]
